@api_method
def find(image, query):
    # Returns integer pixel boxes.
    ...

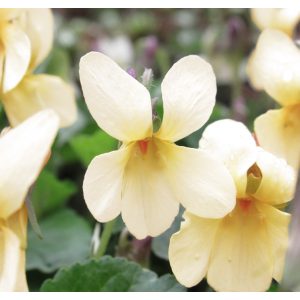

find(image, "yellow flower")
[251,8,300,36]
[0,8,77,128]
[79,52,236,239]
[2,74,77,128]
[247,29,300,170]
[169,119,296,291]
[0,9,31,93]
[0,109,59,291]
[0,8,53,92]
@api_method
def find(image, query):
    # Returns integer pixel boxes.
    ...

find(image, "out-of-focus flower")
[140,35,158,68]
[144,35,158,60]
[2,74,77,128]
[0,9,31,93]
[95,35,134,68]
[169,119,296,292]
[0,109,59,291]
[21,9,54,73]
[0,8,77,128]
[247,29,300,170]
[0,9,54,92]
[79,52,236,239]
[251,8,300,36]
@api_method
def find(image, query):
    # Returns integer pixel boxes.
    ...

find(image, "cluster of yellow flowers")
[0,9,76,291]
[79,8,300,292]
[1,7,299,293]
[249,10,300,171]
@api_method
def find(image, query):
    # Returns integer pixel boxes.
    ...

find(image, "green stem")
[232,52,242,102]
[95,219,116,259]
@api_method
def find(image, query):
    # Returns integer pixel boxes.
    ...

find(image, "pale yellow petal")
[251,8,300,36]
[156,55,216,142]
[0,207,28,292]
[256,202,290,282]
[199,119,257,198]
[255,107,300,171]
[0,227,20,292]
[6,205,27,249]
[13,249,28,292]
[1,23,31,93]
[5,206,28,291]
[161,142,236,218]
[169,212,220,288]
[247,29,300,107]
[122,140,179,239]
[79,52,153,142]
[252,147,296,205]
[0,110,59,219]
[23,9,54,70]
[207,203,273,291]
[83,146,132,223]
[2,74,77,128]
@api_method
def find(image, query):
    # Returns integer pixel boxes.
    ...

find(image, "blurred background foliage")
[1,8,287,291]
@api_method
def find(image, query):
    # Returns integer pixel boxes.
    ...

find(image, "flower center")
[138,139,150,155]
[130,138,167,170]
[238,197,252,213]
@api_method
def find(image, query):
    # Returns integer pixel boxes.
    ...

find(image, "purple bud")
[127,67,136,79]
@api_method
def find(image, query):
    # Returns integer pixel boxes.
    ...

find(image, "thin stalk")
[94,219,116,259]
[231,52,242,103]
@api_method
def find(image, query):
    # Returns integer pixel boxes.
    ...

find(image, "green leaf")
[268,282,279,292]
[152,209,183,260]
[31,170,77,218]
[41,256,185,292]
[27,209,92,273]
[70,131,118,167]
[125,11,157,36]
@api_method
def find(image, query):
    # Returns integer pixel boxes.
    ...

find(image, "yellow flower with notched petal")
[251,8,300,36]
[0,109,59,291]
[79,52,236,239]
[247,29,300,170]
[169,120,296,292]
[0,8,77,128]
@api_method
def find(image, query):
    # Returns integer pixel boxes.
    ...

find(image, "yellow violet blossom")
[247,29,300,170]
[0,8,77,128]
[169,119,296,291]
[251,8,300,36]
[79,52,236,239]
[0,9,31,93]
[0,109,59,291]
